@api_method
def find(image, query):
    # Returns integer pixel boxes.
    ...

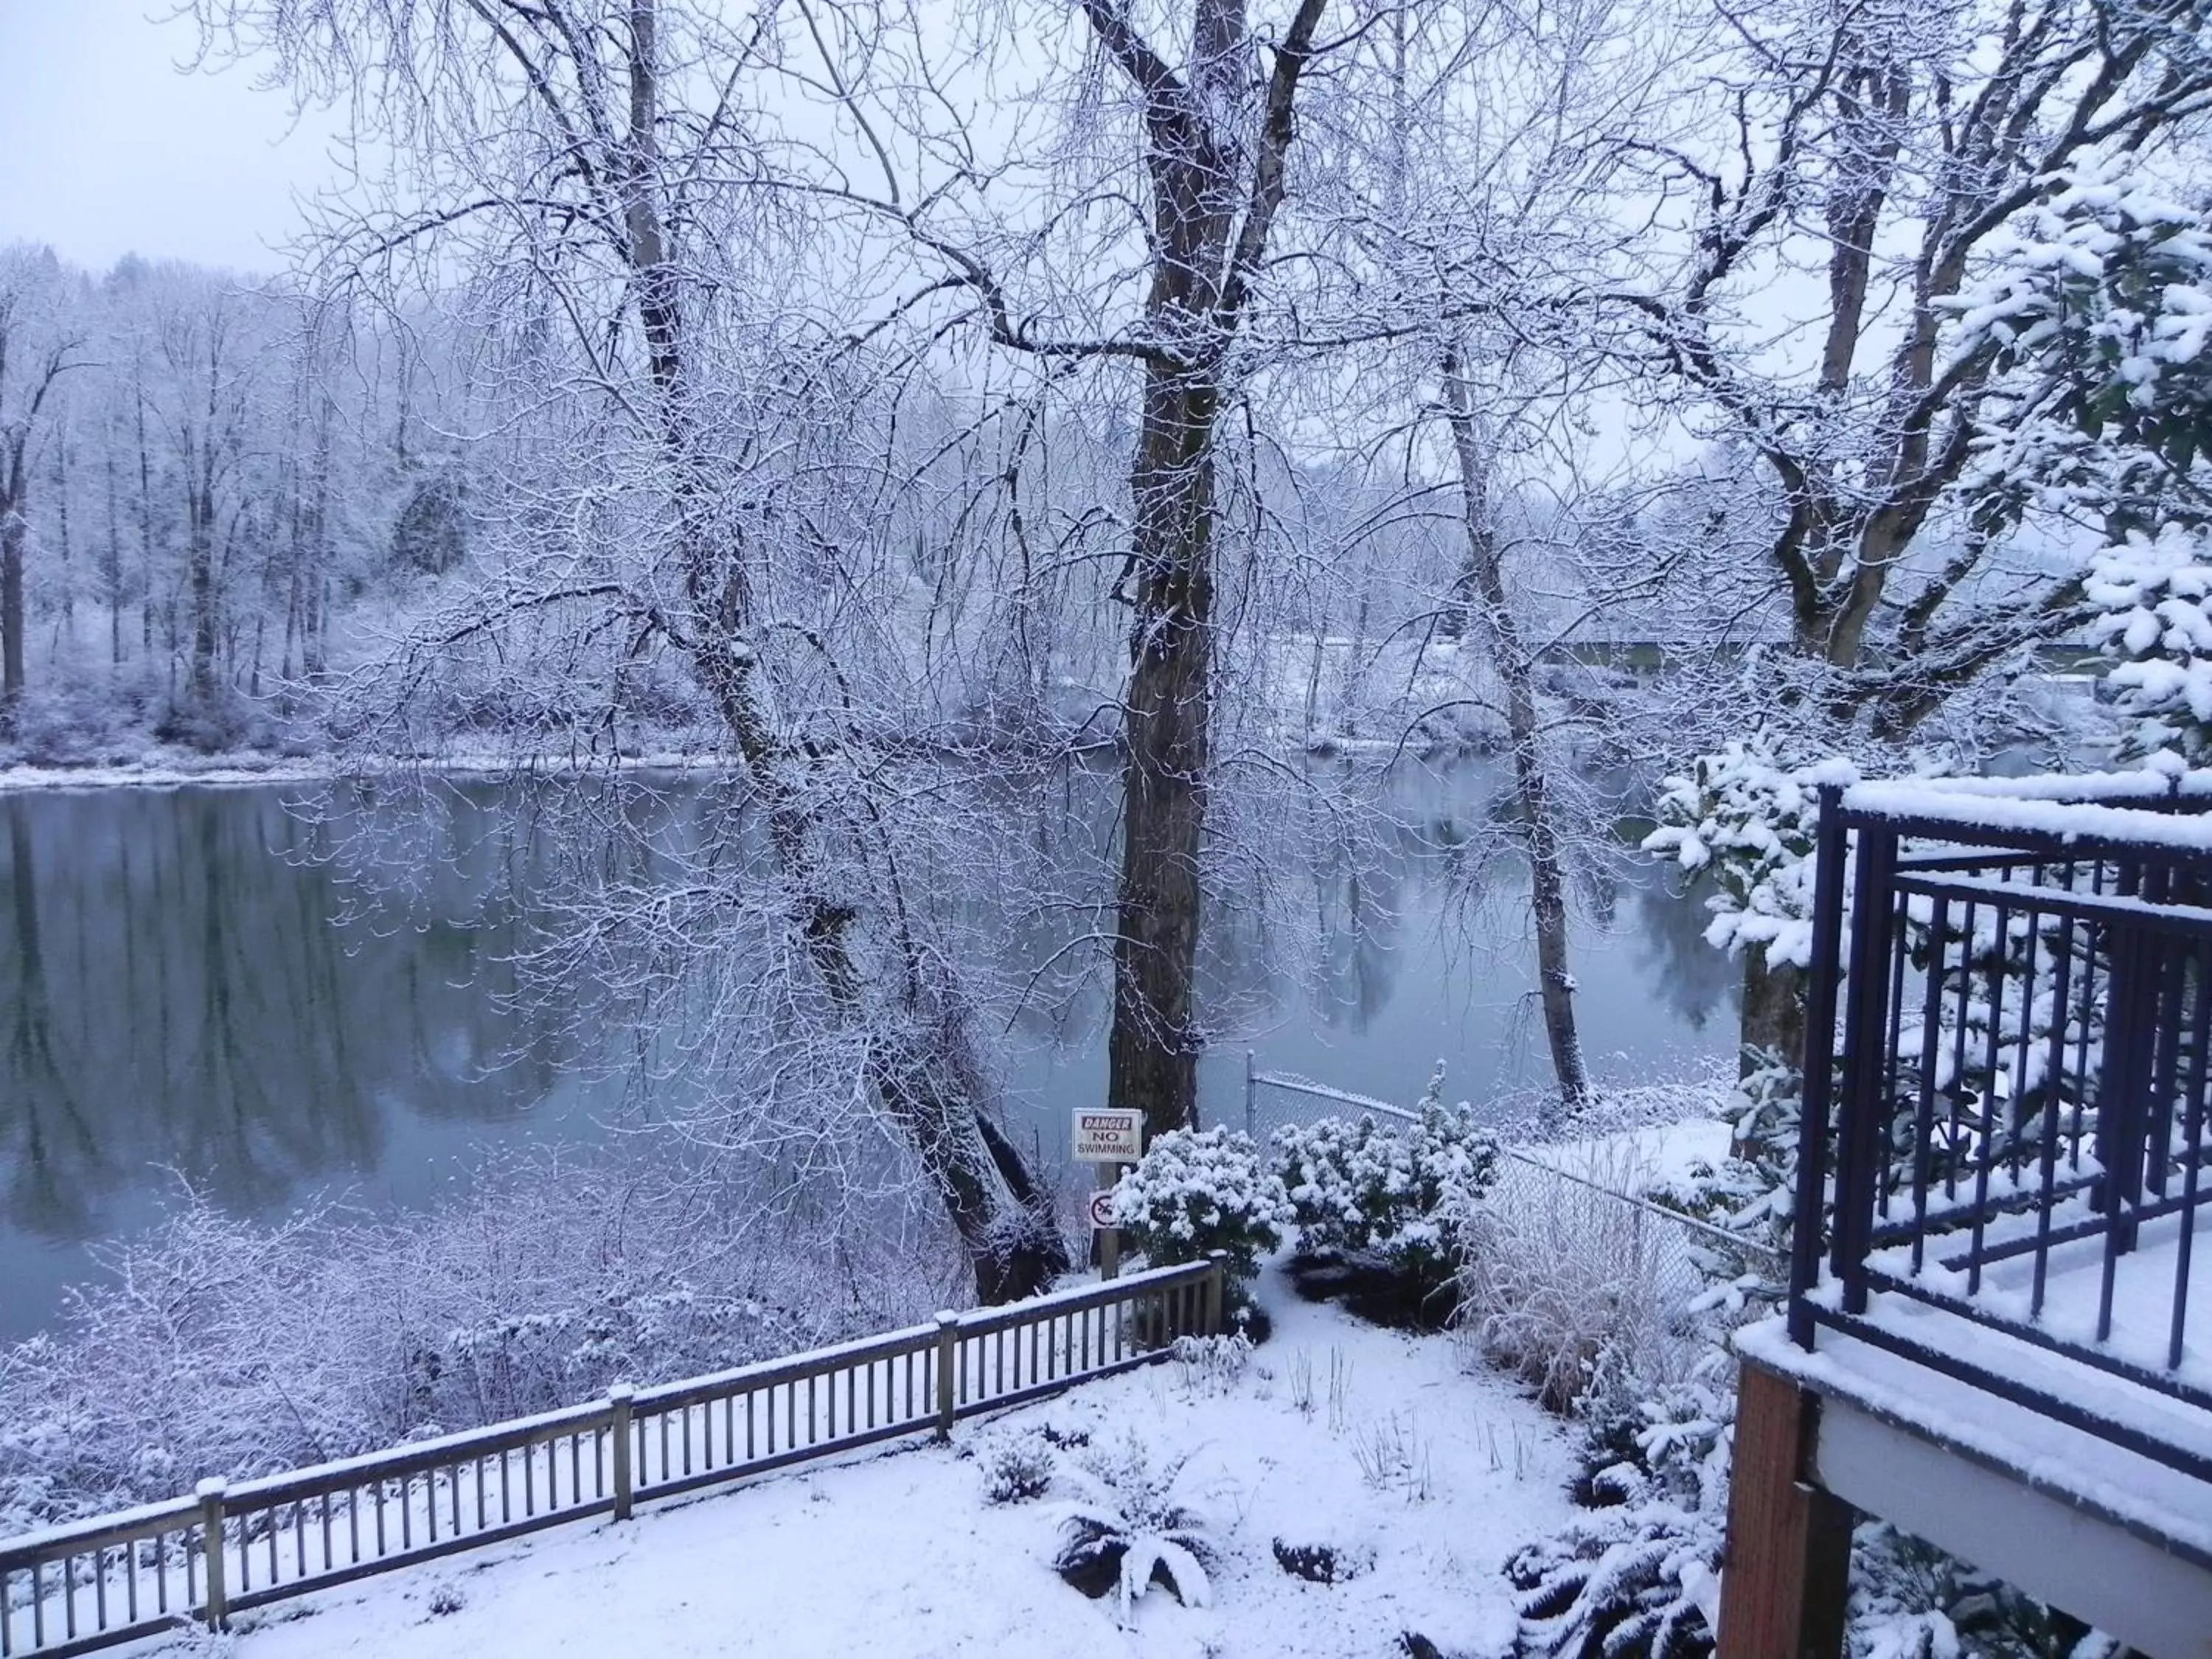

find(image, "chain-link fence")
[1237,1056,1413,1142]
[1243,1061,1783,1407]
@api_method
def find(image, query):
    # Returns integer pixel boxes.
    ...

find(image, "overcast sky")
[0,0,335,272]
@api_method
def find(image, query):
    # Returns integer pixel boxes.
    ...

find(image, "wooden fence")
[0,1256,1225,1658]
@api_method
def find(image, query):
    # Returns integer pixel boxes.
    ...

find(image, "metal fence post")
[1205,1251,1228,1335]
[933,1312,960,1440]
[1791,785,1851,1348]
[1832,823,1899,1317]
[1098,1163,1121,1281]
[609,1384,636,1521]
[196,1478,229,1631]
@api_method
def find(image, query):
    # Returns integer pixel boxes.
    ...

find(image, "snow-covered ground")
[189,1270,1576,1659]
[1517,1116,1732,1189]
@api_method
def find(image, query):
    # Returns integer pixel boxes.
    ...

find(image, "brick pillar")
[1716,1361,1854,1659]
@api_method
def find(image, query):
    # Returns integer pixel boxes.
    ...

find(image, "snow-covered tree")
[1620,0,2212,738]
[2085,521,2212,758]
[1955,155,2212,759]
[1956,153,2212,542]
[0,247,89,723]
[184,0,1069,1301]
[1644,732,1857,1072]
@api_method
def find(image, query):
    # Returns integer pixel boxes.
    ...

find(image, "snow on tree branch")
[1642,731,1857,970]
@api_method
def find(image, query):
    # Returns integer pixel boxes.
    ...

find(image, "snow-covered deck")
[1722,774,2212,1659]
[1863,1199,2212,1390]
[1741,1210,2212,1659]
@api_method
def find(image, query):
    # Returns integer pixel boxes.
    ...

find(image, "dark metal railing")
[1793,772,2212,1478]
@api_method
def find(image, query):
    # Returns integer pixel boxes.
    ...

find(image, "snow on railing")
[1795,776,2212,1481]
[0,1258,1224,1658]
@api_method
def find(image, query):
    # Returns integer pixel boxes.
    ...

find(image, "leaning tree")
[186,0,1068,1301]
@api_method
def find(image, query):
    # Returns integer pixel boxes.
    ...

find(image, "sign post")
[1093,1172,1122,1281]
[1074,1109,1143,1281]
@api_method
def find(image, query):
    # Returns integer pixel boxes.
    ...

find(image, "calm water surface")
[0,763,1736,1339]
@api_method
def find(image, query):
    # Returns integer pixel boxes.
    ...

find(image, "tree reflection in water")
[0,789,572,1261]
[0,762,1733,1339]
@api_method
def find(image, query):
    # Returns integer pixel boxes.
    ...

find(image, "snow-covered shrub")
[1271,1079,1500,1305]
[1109,1127,1289,1310]
[1641,1061,1802,1270]
[1643,1161,1795,1295]
[153,685,279,755]
[1713,1050,1801,1184]
[979,1429,1056,1504]
[1508,1479,1721,1658]
[1506,1377,1732,1658]
[0,670,168,768]
[1051,1436,1218,1623]
[1848,1525,2124,1659]
[1483,1130,1759,1655]
[2086,523,2212,760]
[1953,153,2212,542]
[1270,1536,1374,1584]
[1455,1145,1716,1416]
[1513,1385,2127,1659]
[1495,1119,2121,1659]
[425,1580,467,1618]
[1170,1332,1253,1396]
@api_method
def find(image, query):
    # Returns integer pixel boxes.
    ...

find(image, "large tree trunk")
[1087,0,1332,1142]
[134,372,156,664]
[187,484,218,700]
[102,431,123,667]
[0,325,80,719]
[1734,950,1806,1159]
[1443,355,1590,1109]
[50,436,72,650]
[1108,367,1218,1141]
[1739,953,1806,1077]
[302,397,333,681]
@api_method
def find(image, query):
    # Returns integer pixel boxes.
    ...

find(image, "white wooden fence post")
[196,1478,229,1632]
[933,1312,961,1440]
[610,1385,636,1521]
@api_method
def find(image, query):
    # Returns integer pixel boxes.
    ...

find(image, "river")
[0,759,1736,1340]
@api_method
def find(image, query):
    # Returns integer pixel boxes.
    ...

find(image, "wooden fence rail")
[0,1256,1225,1658]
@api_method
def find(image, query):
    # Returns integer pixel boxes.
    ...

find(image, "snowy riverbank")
[0,747,748,795]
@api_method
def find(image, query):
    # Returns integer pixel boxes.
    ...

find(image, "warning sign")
[1072,1107,1143,1163]
[1087,1189,1118,1231]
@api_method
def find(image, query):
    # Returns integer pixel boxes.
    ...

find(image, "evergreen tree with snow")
[2086,522,2212,759]
[1958,154,2212,544]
